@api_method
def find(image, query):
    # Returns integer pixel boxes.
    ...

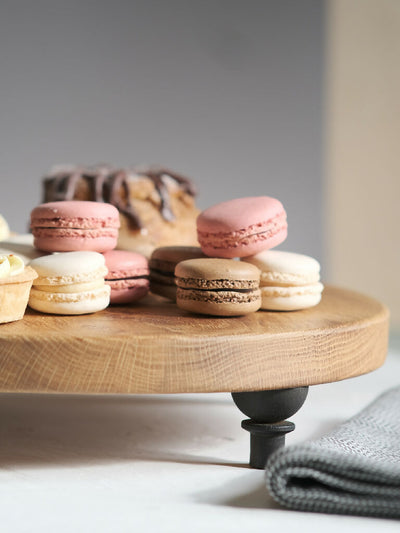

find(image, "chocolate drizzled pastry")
[43,164,197,230]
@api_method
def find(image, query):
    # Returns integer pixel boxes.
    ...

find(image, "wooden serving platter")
[0,286,389,395]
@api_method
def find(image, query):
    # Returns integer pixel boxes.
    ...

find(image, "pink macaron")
[196,196,287,258]
[103,250,150,304]
[31,201,120,253]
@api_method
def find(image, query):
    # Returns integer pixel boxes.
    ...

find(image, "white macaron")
[242,250,324,311]
[29,251,110,315]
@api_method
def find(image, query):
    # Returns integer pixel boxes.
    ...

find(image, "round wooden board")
[0,286,389,394]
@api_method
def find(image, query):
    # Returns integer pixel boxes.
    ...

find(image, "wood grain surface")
[0,286,389,394]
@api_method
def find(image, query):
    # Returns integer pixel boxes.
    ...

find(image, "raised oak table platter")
[0,285,389,468]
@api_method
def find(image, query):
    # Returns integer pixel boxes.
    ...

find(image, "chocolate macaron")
[149,246,206,300]
[175,258,261,316]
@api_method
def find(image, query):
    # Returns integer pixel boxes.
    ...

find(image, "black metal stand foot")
[231,387,309,469]
[240,420,295,469]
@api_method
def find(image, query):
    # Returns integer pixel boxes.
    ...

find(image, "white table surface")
[1,335,399,532]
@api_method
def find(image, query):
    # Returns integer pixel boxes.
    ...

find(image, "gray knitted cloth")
[265,386,400,518]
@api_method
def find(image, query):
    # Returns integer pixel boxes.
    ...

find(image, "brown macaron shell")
[149,246,206,300]
[175,258,261,316]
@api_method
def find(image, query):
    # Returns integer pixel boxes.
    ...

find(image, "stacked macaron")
[29,200,150,313]
[30,201,120,253]
[171,196,323,316]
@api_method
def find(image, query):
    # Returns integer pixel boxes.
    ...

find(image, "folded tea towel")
[266,386,400,518]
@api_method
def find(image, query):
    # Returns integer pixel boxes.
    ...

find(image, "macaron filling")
[33,278,105,293]
[30,286,110,303]
[106,277,149,291]
[105,272,149,289]
[33,265,108,286]
[261,283,324,298]
[260,270,320,287]
[176,287,261,304]
[31,216,120,229]
[32,227,119,238]
[105,263,149,286]
[198,212,286,241]
[176,277,259,291]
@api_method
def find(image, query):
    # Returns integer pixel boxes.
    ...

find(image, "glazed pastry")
[242,250,324,310]
[0,253,38,324]
[103,250,149,304]
[29,251,110,315]
[30,200,120,253]
[197,196,287,258]
[41,164,200,257]
[149,245,206,301]
[175,258,261,316]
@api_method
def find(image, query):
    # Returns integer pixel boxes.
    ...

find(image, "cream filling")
[260,271,320,287]
[177,288,261,304]
[34,279,105,293]
[33,266,108,286]
[30,285,110,302]
[261,282,324,298]
[176,277,259,290]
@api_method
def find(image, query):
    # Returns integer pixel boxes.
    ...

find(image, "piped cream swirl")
[0,254,25,278]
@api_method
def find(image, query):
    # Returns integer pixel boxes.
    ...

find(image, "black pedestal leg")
[231,387,309,469]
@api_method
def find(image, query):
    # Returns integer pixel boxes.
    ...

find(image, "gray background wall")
[0,0,324,262]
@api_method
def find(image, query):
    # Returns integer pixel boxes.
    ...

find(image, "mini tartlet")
[0,254,38,324]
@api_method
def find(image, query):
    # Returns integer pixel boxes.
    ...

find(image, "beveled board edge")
[0,291,389,394]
